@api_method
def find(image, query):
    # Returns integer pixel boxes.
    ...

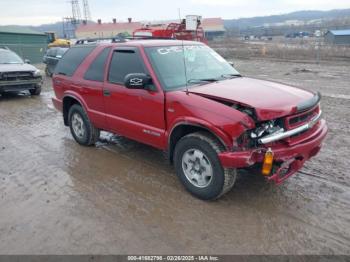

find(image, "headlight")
[33,69,42,77]
[250,120,283,139]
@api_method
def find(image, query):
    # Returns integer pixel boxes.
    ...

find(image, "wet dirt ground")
[0,61,349,255]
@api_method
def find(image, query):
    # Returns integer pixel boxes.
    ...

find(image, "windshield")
[145,45,240,91]
[0,50,24,64]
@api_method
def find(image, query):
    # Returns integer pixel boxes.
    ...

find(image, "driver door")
[103,47,166,149]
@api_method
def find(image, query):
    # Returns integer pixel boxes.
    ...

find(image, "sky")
[0,0,349,26]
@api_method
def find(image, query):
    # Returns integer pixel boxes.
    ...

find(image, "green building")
[0,26,47,64]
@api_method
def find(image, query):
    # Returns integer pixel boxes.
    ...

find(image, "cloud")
[0,16,62,26]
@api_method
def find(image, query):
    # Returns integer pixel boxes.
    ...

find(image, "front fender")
[167,117,234,150]
[166,91,252,151]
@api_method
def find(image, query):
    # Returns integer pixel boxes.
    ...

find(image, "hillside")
[29,22,65,37]
[2,8,350,38]
[224,9,350,29]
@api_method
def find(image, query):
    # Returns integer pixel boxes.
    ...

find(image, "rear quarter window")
[84,47,111,82]
[55,46,95,76]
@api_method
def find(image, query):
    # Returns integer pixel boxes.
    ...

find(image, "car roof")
[0,47,11,52]
[74,39,204,49]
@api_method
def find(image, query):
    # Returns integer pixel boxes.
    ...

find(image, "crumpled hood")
[188,77,315,120]
[0,63,38,73]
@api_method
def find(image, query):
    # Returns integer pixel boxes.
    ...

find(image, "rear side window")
[108,50,145,84]
[47,48,57,57]
[55,46,95,76]
[84,47,111,82]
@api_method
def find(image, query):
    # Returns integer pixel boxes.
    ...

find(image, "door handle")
[103,89,111,96]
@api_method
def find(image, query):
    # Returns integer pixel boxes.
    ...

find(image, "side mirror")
[228,61,234,67]
[24,59,31,64]
[124,73,152,89]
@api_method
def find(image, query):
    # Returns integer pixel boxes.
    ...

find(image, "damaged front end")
[219,93,327,184]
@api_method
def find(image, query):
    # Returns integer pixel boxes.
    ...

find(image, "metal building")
[324,29,350,45]
[0,26,47,63]
[201,18,226,40]
[75,19,142,39]
[76,17,226,41]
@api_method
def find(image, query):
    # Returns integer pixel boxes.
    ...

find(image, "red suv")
[52,40,327,200]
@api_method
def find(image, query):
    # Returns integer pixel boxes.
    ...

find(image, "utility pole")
[71,0,82,24]
[82,0,92,23]
[63,0,82,39]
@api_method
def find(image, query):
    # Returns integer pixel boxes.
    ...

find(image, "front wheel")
[68,104,100,146]
[174,132,236,200]
[29,85,41,96]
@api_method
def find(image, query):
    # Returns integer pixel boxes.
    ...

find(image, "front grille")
[284,105,319,130]
[1,71,34,81]
[289,110,314,125]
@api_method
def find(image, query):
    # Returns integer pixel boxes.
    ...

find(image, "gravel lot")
[0,60,349,254]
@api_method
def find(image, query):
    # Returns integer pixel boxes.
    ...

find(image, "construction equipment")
[45,32,70,48]
[133,15,207,43]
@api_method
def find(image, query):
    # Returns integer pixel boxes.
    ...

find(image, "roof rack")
[75,36,127,45]
[125,36,175,40]
[74,36,178,45]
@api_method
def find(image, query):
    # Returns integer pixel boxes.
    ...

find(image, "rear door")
[103,47,166,149]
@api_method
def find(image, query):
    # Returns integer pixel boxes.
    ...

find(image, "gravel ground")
[0,61,349,254]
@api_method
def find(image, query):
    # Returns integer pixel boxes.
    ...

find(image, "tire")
[68,104,100,146]
[29,85,41,96]
[174,132,236,200]
[45,66,52,77]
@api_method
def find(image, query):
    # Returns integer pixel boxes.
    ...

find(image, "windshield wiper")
[221,74,242,79]
[187,75,241,85]
[187,78,219,84]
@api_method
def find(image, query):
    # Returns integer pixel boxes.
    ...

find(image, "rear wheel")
[174,132,236,200]
[68,104,100,146]
[45,66,53,77]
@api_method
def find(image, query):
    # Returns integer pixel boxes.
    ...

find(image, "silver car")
[0,47,42,96]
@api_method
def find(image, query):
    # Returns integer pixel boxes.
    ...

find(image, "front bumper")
[218,119,328,184]
[0,78,42,92]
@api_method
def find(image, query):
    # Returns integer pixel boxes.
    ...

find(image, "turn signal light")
[262,148,274,176]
